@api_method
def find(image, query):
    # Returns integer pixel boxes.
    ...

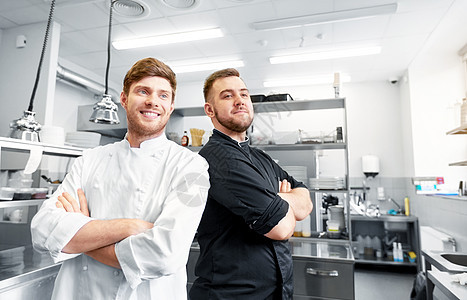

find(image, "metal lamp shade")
[89,94,120,124]
[9,110,42,142]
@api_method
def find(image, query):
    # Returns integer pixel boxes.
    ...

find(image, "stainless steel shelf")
[255,143,347,151]
[354,258,417,267]
[172,98,346,117]
[449,160,467,166]
[446,124,467,135]
[0,137,83,157]
[0,199,46,208]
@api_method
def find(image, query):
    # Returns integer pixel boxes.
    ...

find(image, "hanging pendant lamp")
[9,0,56,141]
[89,0,120,124]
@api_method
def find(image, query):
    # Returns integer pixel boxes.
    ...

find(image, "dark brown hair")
[203,68,240,102]
[123,57,177,102]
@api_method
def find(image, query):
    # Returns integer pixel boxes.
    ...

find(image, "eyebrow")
[220,88,249,94]
[133,85,172,95]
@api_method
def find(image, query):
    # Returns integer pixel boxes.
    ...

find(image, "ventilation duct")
[56,64,119,101]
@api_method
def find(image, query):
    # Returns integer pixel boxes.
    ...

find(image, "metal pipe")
[56,64,119,100]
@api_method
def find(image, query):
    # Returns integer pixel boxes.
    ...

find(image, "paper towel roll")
[362,155,379,177]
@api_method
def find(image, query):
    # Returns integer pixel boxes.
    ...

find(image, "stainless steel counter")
[0,245,61,298]
[423,250,467,300]
[289,237,354,261]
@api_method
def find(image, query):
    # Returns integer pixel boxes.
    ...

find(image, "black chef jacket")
[189,129,307,300]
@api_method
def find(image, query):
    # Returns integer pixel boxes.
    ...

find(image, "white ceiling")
[0,0,457,93]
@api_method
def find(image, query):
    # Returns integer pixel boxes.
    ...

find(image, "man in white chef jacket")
[31,57,210,300]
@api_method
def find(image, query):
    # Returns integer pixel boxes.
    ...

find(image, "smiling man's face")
[121,76,174,146]
[204,76,254,141]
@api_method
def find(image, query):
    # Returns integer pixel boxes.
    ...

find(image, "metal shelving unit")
[446,124,467,166]
[172,98,351,242]
[0,137,83,208]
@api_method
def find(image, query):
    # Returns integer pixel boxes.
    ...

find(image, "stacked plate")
[309,177,345,190]
[66,131,101,148]
[282,166,307,184]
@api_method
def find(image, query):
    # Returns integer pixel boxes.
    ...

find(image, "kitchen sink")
[423,250,467,273]
[441,253,467,267]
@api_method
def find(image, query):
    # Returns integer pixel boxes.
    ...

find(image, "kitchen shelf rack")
[0,137,83,208]
[446,124,467,166]
[446,124,467,135]
[173,98,345,117]
[0,199,45,209]
[172,98,351,242]
[0,137,83,157]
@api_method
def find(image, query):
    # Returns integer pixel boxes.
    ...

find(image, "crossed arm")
[56,189,153,268]
[264,179,313,241]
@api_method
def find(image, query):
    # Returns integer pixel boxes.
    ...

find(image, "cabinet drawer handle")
[306,267,339,277]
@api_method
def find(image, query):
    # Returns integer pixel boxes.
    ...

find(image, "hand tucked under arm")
[56,190,153,254]
[278,181,313,221]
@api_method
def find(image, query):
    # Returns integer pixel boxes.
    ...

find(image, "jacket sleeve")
[115,155,210,289]
[204,146,289,235]
[30,156,93,263]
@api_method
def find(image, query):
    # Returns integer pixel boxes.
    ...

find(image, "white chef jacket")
[31,134,209,300]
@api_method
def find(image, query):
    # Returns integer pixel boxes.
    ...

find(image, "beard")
[126,110,170,139]
[214,109,253,133]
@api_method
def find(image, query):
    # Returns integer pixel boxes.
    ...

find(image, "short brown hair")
[203,68,240,102]
[123,57,177,102]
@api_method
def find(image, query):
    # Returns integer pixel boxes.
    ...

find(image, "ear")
[168,101,175,115]
[204,102,215,118]
[120,92,128,110]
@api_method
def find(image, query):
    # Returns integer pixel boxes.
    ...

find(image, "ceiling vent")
[159,0,199,10]
[113,0,150,18]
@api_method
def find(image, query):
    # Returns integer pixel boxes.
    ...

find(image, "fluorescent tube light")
[172,60,244,73]
[112,28,223,50]
[270,46,381,64]
[264,74,351,87]
[252,3,397,30]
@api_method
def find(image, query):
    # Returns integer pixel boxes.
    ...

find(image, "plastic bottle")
[397,243,404,262]
[181,131,189,147]
[404,197,410,216]
[301,215,311,237]
[393,242,399,262]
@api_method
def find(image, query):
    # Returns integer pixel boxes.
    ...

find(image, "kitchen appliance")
[250,94,266,103]
[328,205,345,232]
[322,194,339,213]
[265,93,293,102]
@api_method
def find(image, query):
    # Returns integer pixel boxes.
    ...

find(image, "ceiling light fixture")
[252,3,397,30]
[112,28,223,50]
[264,73,351,88]
[89,0,120,124]
[270,46,381,64]
[9,0,56,141]
[172,60,244,73]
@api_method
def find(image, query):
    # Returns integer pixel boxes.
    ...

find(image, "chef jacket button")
[113,270,119,276]
[82,266,88,271]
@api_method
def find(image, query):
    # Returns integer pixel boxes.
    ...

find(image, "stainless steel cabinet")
[187,239,355,300]
[291,238,354,300]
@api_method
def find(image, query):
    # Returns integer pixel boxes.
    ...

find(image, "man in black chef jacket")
[189,68,313,300]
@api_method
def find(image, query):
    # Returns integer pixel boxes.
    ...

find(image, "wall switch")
[377,187,385,200]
